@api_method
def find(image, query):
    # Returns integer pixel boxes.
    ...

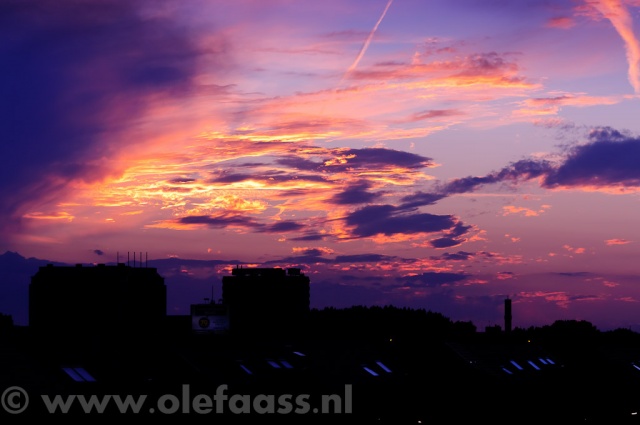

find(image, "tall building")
[29,263,166,342]
[221,266,310,339]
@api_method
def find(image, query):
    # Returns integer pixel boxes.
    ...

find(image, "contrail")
[342,0,394,82]
[594,0,640,94]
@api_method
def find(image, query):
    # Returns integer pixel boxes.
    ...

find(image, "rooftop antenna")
[134,251,136,268]
[146,252,148,268]
[117,251,119,264]
[127,251,130,267]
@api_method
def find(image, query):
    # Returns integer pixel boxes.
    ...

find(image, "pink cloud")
[546,16,576,29]
[605,238,632,245]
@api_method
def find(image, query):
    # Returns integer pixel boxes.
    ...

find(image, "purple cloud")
[432,251,475,261]
[399,192,446,209]
[334,254,398,263]
[179,215,260,229]
[328,148,433,170]
[331,181,383,205]
[265,220,305,233]
[0,0,216,239]
[290,233,327,241]
[210,170,327,184]
[344,205,457,238]
[432,127,640,198]
[543,128,640,188]
[398,272,469,287]
[429,237,465,249]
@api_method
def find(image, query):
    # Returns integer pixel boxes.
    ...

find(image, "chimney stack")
[504,297,512,334]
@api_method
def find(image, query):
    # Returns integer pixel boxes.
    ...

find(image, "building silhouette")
[29,262,166,343]
[221,266,310,339]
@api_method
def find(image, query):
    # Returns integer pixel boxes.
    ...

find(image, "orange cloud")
[22,211,75,222]
[518,291,571,308]
[605,238,632,245]
[563,244,586,254]
[502,205,550,217]
[514,92,622,117]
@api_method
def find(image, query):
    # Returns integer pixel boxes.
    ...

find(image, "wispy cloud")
[590,0,640,93]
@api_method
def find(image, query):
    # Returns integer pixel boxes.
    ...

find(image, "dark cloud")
[261,252,411,267]
[403,109,462,123]
[569,294,601,301]
[438,159,553,195]
[263,255,331,265]
[330,181,383,205]
[265,220,305,233]
[334,254,398,263]
[179,214,260,229]
[398,272,469,287]
[399,192,446,209]
[328,148,433,170]
[543,129,640,188]
[278,148,433,175]
[275,156,323,171]
[555,272,593,277]
[168,178,197,184]
[448,222,472,237]
[94,250,105,256]
[0,0,216,239]
[209,170,327,184]
[179,216,305,234]
[432,251,475,261]
[290,233,326,241]
[296,248,326,257]
[344,205,457,238]
[429,237,465,249]
[432,127,640,199]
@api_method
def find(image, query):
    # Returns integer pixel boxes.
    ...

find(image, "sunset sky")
[3,0,640,331]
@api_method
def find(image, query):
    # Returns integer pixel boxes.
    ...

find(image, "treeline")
[306,306,640,347]
[306,304,476,342]
[509,319,640,352]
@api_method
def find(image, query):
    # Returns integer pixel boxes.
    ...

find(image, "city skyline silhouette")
[2,259,640,421]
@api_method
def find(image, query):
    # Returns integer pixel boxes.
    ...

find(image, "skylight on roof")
[527,360,541,371]
[280,360,293,369]
[74,367,96,382]
[510,360,524,371]
[376,361,392,373]
[293,351,306,357]
[502,368,513,375]
[63,367,95,382]
[240,364,253,375]
[267,360,281,369]
[363,367,379,376]
[538,358,548,365]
